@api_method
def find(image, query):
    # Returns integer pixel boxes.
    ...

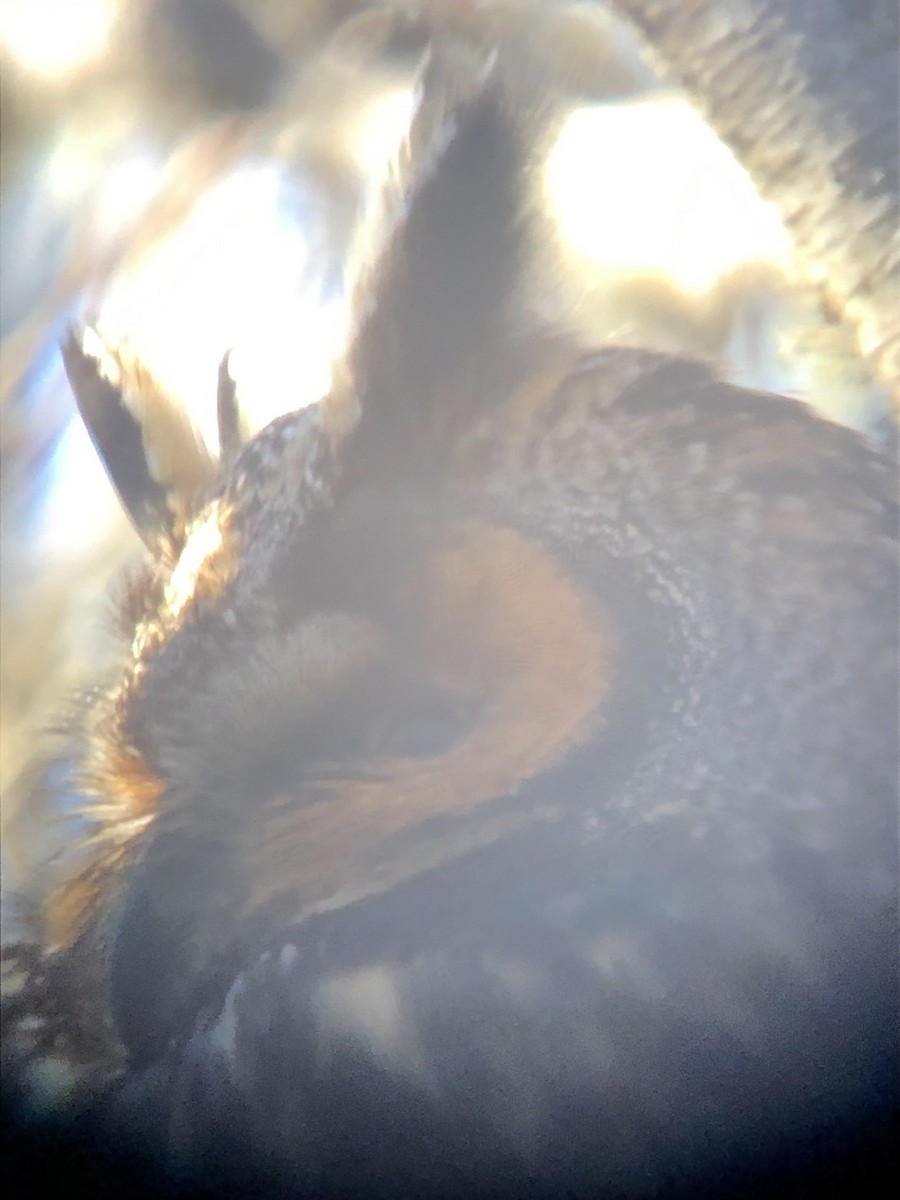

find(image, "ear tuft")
[216,351,250,467]
[336,42,547,482]
[61,330,219,551]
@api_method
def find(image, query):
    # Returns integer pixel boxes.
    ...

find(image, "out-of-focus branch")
[604,0,900,409]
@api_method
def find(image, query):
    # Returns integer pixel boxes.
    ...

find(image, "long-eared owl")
[3,14,898,1200]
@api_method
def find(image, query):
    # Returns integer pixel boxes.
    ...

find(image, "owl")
[2,25,898,1200]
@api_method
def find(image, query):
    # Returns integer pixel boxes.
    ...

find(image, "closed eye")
[310,764,386,783]
[376,695,476,760]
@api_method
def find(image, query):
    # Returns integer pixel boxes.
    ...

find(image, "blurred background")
[0,0,893,920]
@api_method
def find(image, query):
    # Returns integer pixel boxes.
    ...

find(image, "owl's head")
[42,58,628,1069]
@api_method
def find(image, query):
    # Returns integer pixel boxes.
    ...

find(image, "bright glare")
[352,87,417,179]
[546,97,792,297]
[95,151,162,237]
[93,161,341,451]
[49,137,161,229]
[38,408,125,561]
[0,0,115,79]
[88,91,419,452]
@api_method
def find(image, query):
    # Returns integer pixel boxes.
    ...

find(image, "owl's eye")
[377,694,473,759]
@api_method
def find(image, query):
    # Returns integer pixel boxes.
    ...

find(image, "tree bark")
[606,0,900,405]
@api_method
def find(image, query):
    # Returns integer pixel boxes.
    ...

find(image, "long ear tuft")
[62,332,172,550]
[61,330,219,552]
[338,41,548,476]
